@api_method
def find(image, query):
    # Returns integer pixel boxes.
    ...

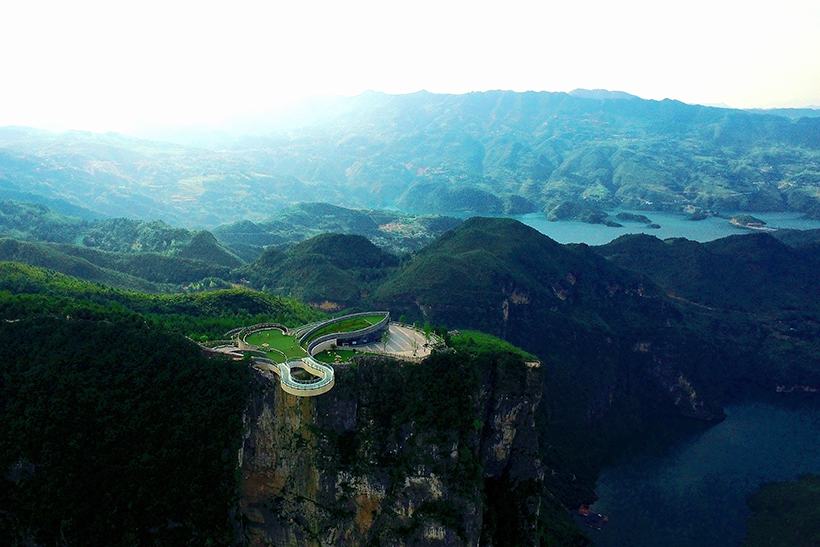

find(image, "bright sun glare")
[1,0,819,133]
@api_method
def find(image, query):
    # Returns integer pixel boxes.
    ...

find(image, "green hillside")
[3,91,820,226]
[0,259,326,546]
[372,217,726,514]
[50,243,233,285]
[237,233,400,311]
[4,213,820,545]
[0,238,175,292]
[0,266,265,545]
[594,232,820,390]
[0,316,249,546]
[596,232,820,313]
[0,199,462,292]
[0,200,87,243]
[374,216,675,337]
[212,202,462,259]
[0,262,322,340]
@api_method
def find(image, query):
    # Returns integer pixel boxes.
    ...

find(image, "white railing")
[226,312,398,398]
[253,357,335,397]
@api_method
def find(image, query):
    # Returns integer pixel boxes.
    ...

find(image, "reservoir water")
[509,211,820,546]
[514,211,820,245]
[586,398,820,547]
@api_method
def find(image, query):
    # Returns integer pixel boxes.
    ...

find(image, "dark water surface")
[511,211,820,545]
[587,398,820,547]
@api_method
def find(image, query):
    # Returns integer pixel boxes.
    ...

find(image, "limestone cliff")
[239,350,542,547]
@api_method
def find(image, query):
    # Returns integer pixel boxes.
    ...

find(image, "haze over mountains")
[1,89,819,229]
[3,89,820,546]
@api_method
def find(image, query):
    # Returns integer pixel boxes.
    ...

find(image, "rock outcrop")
[239,351,543,546]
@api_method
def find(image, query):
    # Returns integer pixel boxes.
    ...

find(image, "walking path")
[253,356,336,396]
[208,312,437,397]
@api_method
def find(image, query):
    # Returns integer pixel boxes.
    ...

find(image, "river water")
[585,398,820,547]
[512,211,820,546]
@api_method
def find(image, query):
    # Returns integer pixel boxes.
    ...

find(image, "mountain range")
[2,89,820,228]
[3,87,820,546]
[3,204,820,544]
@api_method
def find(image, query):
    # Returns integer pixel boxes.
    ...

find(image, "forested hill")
[0,316,251,546]
[0,200,461,292]
[0,261,327,546]
[4,215,820,544]
[2,91,820,227]
[595,231,820,314]
[0,262,322,340]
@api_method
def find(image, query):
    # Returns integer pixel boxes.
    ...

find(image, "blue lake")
[586,399,820,547]
[513,211,820,245]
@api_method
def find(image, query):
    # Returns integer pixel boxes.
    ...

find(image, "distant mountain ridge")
[746,107,820,119]
[2,90,820,226]
[568,88,641,100]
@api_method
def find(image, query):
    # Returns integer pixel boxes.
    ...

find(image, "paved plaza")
[355,323,433,359]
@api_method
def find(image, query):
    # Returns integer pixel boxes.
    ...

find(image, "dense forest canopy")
[2,89,820,545]
[3,207,820,544]
[0,315,251,545]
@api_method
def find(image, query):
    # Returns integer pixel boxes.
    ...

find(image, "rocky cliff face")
[239,351,543,547]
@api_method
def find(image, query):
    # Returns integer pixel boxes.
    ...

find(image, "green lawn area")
[245,328,307,362]
[312,349,358,364]
[450,330,539,361]
[304,314,386,344]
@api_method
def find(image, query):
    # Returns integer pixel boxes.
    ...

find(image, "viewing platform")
[210,312,437,397]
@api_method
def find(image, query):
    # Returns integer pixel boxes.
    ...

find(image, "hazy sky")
[2,0,819,133]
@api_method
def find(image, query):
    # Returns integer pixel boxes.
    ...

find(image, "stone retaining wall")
[306,313,390,355]
[298,312,389,345]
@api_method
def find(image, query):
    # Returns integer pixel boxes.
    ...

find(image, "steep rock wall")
[239,351,542,547]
